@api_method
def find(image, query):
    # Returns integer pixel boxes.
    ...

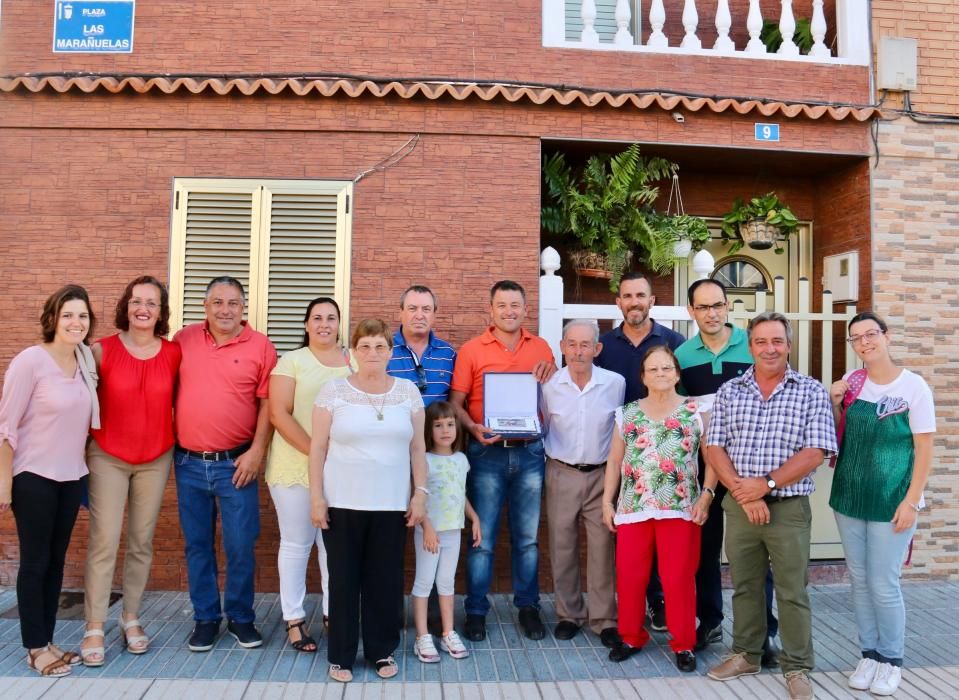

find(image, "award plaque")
[483,372,542,439]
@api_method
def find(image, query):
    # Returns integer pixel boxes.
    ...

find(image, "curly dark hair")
[114,276,170,337]
[40,284,95,344]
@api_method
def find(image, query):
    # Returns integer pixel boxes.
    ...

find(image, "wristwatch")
[766,478,777,491]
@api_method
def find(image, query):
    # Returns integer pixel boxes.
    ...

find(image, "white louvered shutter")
[263,188,342,352]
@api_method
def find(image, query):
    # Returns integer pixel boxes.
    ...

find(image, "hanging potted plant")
[542,143,677,290]
[646,213,712,275]
[720,192,800,253]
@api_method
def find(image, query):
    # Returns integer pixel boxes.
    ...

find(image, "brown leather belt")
[551,458,605,473]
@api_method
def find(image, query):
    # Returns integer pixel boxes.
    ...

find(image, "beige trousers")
[84,440,172,622]
[545,458,617,634]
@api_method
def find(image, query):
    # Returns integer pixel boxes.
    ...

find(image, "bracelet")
[703,486,716,498]
[415,486,431,496]
[907,500,921,513]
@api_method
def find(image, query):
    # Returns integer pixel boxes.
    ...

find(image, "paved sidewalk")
[0,582,957,697]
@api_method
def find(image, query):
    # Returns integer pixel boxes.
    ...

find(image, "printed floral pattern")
[616,399,702,520]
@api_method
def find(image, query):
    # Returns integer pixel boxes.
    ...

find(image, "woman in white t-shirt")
[309,318,428,683]
[267,297,354,652]
[829,312,936,696]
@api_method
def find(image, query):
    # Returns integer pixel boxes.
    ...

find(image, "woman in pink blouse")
[0,285,100,677]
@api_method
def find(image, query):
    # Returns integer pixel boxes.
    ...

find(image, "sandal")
[48,643,82,666]
[375,655,399,679]
[286,620,317,653]
[120,616,149,654]
[80,628,106,667]
[329,664,353,682]
[27,646,72,677]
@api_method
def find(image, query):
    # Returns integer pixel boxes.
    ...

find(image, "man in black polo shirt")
[675,278,779,666]
[596,271,684,630]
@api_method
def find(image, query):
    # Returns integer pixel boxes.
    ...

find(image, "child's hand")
[423,525,439,554]
[471,519,482,548]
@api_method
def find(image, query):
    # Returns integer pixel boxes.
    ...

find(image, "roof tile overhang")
[0,74,880,122]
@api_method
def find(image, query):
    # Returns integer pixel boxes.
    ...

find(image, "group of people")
[0,272,934,700]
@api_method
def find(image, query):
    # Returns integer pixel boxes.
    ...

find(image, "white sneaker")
[869,662,902,696]
[440,631,469,659]
[413,634,440,663]
[848,657,880,690]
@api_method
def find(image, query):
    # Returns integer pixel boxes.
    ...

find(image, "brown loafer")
[707,652,761,681]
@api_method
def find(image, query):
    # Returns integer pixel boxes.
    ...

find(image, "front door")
[676,223,844,560]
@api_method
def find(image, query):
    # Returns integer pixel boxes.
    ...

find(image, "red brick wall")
[0,78,871,592]
[0,0,868,105]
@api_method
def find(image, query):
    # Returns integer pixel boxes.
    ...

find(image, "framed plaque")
[483,372,542,439]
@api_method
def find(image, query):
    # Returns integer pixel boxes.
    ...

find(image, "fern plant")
[542,144,677,290]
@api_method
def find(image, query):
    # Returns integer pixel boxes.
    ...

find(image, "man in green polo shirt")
[675,279,779,665]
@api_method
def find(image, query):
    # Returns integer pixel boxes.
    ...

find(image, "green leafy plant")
[646,213,712,275]
[542,143,677,290]
[720,192,800,254]
[761,18,814,54]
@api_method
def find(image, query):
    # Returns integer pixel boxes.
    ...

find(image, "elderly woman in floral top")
[602,346,715,673]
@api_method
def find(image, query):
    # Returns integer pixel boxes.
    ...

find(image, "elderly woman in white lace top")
[309,318,428,683]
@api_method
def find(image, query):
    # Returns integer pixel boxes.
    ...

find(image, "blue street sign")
[53,0,135,53]
[754,123,780,142]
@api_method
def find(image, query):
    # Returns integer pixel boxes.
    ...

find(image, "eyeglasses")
[692,302,726,313]
[645,366,677,375]
[414,364,428,393]
[354,344,391,355]
[847,329,884,345]
[128,299,160,310]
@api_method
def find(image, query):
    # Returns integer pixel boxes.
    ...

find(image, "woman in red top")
[80,276,181,666]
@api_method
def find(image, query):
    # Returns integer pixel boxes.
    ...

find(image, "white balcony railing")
[543,0,869,66]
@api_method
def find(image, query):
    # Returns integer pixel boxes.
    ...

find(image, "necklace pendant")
[377,413,384,421]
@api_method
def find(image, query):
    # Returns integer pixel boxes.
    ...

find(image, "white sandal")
[120,617,150,654]
[80,629,105,667]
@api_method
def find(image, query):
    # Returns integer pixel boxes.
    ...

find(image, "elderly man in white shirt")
[541,319,626,647]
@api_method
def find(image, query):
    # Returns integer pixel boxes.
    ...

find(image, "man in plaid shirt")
[704,312,837,700]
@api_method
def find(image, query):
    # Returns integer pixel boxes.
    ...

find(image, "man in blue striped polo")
[387,285,456,405]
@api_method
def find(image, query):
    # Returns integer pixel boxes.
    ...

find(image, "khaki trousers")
[545,458,616,633]
[84,441,172,622]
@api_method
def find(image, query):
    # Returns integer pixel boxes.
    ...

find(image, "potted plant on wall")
[542,143,677,290]
[720,192,800,254]
[646,213,712,275]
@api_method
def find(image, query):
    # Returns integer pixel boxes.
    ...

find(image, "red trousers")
[616,517,701,653]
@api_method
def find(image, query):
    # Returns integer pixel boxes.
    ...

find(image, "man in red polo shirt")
[174,276,277,653]
[449,280,556,642]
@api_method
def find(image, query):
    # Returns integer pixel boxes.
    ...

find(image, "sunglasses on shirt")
[414,363,427,393]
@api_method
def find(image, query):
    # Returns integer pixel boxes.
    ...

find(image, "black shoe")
[694,624,723,651]
[464,614,486,642]
[518,607,546,641]
[227,620,263,648]
[675,650,697,673]
[599,627,622,649]
[553,620,581,641]
[188,621,220,652]
[648,600,667,632]
[761,635,780,668]
[608,641,642,662]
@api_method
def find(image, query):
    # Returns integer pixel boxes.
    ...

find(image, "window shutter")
[262,188,342,352]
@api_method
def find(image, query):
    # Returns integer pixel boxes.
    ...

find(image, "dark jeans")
[322,508,407,668]
[11,471,86,649]
[174,449,260,623]
[464,439,545,615]
[696,480,779,637]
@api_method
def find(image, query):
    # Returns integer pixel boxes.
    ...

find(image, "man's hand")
[730,476,769,504]
[532,360,558,384]
[467,422,500,445]
[741,499,771,525]
[232,446,265,488]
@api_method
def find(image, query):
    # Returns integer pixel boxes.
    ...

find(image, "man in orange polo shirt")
[174,276,277,653]
[450,280,556,642]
